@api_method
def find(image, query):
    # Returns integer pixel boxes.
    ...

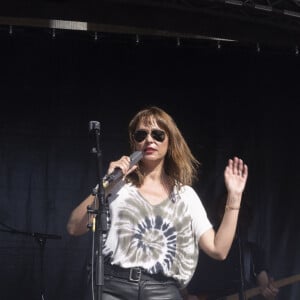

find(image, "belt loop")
[129,267,142,282]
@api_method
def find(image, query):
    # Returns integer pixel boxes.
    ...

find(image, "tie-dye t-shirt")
[103,182,212,288]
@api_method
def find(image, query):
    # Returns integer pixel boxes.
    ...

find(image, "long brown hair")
[127,106,200,188]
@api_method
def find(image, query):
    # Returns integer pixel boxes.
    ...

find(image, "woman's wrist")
[225,205,240,210]
[225,193,241,211]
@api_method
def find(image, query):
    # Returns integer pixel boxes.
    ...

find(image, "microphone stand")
[88,121,108,300]
[0,222,61,300]
[237,225,246,300]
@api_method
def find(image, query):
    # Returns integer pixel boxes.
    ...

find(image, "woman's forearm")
[66,194,96,236]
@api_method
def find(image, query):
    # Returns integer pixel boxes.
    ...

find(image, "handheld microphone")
[102,151,143,188]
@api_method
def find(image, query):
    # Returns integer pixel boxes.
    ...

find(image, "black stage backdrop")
[0,31,299,300]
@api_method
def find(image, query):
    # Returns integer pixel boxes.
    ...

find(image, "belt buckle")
[129,267,142,282]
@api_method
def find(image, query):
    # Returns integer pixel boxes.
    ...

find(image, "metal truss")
[108,0,300,32]
[0,0,299,48]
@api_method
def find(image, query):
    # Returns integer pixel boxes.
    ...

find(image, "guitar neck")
[225,274,300,300]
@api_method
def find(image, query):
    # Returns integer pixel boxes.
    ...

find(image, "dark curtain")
[0,30,299,300]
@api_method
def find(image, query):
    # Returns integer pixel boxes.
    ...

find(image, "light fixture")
[256,42,261,53]
[52,28,56,39]
[254,4,272,12]
[135,34,140,45]
[225,0,243,6]
[284,10,300,18]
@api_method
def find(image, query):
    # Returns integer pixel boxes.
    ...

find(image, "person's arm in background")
[256,270,279,299]
[252,243,279,299]
[180,287,207,300]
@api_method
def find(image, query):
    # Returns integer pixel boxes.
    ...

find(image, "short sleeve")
[183,186,212,243]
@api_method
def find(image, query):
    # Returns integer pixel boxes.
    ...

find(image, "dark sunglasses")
[133,129,166,143]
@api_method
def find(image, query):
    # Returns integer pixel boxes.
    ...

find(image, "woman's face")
[133,119,169,163]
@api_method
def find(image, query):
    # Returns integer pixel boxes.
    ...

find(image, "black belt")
[104,263,176,283]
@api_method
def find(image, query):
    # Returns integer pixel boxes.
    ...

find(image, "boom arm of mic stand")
[0,225,61,300]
